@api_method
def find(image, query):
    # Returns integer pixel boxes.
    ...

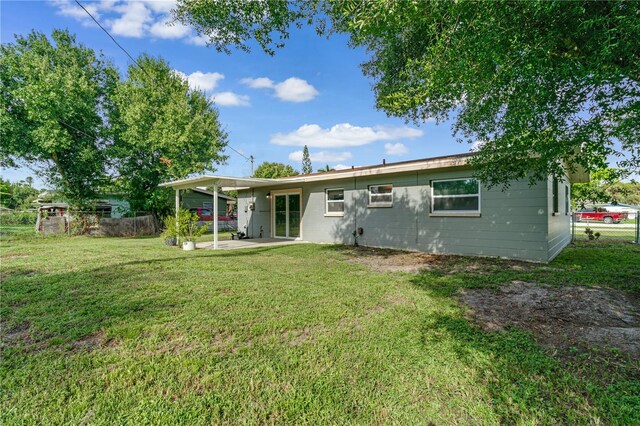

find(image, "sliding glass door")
[273,192,301,239]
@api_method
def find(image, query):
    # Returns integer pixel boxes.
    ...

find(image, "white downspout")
[213,184,219,249]
[175,188,180,245]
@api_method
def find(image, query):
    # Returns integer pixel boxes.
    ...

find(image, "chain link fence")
[571,211,639,243]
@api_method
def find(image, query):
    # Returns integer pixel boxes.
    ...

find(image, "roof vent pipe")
[383,159,386,165]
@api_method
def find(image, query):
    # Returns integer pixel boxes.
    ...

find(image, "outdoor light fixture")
[266,192,271,199]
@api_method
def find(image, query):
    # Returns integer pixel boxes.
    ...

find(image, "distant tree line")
[0,177,39,210]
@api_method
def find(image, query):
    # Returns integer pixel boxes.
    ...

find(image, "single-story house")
[33,191,131,218]
[161,153,588,262]
[180,188,236,216]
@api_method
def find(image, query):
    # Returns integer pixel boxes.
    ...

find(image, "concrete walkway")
[196,238,306,250]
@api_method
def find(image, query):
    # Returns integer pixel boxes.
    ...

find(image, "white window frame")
[368,184,393,207]
[430,178,481,216]
[325,188,345,216]
[203,202,213,210]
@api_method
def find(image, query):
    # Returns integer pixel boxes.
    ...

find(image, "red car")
[575,207,627,224]
[188,208,234,222]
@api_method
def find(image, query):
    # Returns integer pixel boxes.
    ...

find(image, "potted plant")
[160,215,178,246]
[162,210,207,250]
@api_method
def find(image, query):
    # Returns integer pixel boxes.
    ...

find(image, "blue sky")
[1,0,469,187]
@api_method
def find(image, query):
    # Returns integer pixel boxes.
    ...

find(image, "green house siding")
[238,167,570,263]
[101,195,130,218]
[547,175,572,261]
[181,190,229,216]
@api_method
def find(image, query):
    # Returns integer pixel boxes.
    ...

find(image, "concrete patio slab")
[195,238,307,250]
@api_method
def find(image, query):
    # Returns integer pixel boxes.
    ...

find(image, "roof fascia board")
[160,154,473,190]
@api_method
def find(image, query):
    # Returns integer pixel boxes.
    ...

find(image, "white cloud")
[175,71,224,92]
[241,77,275,89]
[50,0,101,21]
[271,123,423,148]
[334,164,353,170]
[149,16,190,39]
[109,2,152,37]
[288,150,352,163]
[241,76,318,102]
[384,143,408,156]
[140,0,176,13]
[187,33,209,46]
[210,92,250,107]
[274,77,318,102]
[49,0,201,44]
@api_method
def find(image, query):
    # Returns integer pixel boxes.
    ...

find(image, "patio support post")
[175,188,180,245]
[213,184,219,249]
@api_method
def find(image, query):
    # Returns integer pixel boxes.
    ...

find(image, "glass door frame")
[270,188,303,240]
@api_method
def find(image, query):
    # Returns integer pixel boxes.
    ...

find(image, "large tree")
[253,162,299,179]
[175,0,640,186]
[0,29,117,206]
[110,55,228,215]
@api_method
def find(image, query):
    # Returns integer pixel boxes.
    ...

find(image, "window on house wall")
[368,184,393,207]
[431,178,480,214]
[553,178,559,214]
[203,202,213,209]
[565,185,570,215]
[325,188,344,215]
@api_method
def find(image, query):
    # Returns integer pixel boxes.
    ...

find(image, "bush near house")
[0,210,38,225]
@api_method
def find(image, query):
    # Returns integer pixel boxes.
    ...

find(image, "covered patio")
[160,175,287,250]
[195,238,307,250]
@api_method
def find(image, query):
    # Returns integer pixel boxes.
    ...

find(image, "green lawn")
[1,232,639,424]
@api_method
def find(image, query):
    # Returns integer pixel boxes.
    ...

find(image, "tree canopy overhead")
[175,0,640,186]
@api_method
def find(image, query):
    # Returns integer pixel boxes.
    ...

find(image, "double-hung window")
[325,188,344,215]
[431,178,480,215]
[368,184,393,207]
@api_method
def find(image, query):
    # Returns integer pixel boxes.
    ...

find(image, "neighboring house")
[162,153,588,262]
[33,192,131,218]
[180,188,236,216]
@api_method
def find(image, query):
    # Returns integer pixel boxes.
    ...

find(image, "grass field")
[1,229,639,424]
[573,222,638,242]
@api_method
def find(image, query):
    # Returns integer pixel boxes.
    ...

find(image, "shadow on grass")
[418,311,638,423]
[1,244,300,355]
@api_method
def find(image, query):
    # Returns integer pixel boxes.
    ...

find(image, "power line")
[226,144,249,161]
[57,118,98,140]
[74,0,153,81]
[74,0,254,168]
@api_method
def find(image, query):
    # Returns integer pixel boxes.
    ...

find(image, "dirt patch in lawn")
[459,281,640,359]
[0,269,38,282]
[0,254,29,260]
[1,321,33,346]
[69,330,119,352]
[339,246,537,274]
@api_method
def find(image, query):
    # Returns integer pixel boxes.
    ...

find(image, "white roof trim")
[160,154,473,190]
